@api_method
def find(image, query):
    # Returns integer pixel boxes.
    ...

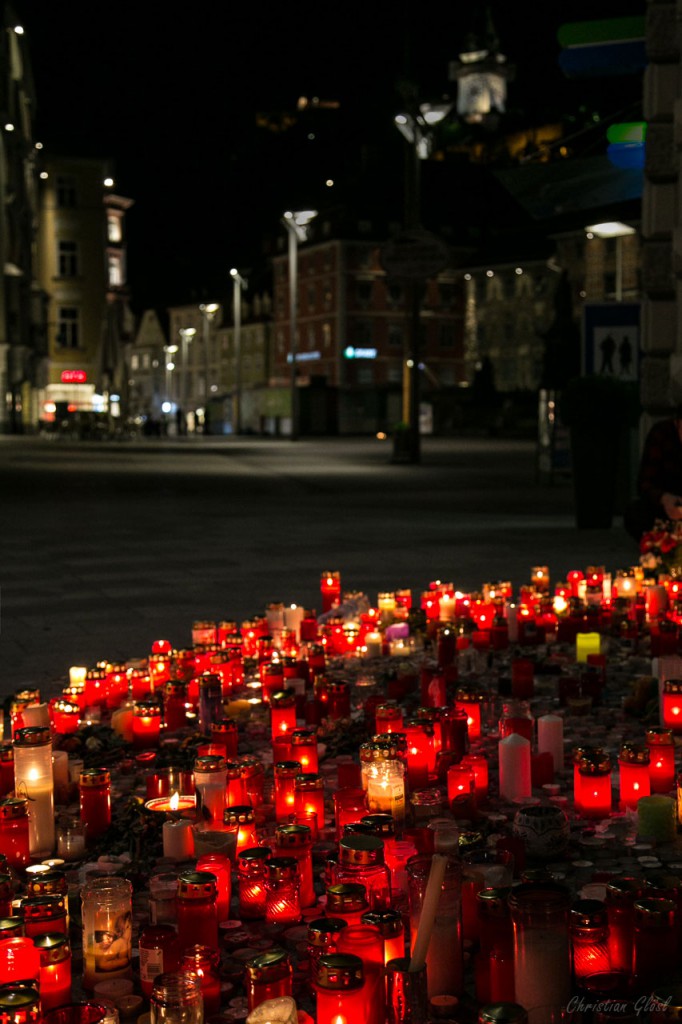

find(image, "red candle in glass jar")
[245,949,293,1012]
[461,753,489,799]
[375,704,403,735]
[49,700,80,736]
[210,718,238,760]
[289,728,319,774]
[403,720,433,790]
[238,847,271,920]
[164,681,189,732]
[261,661,285,705]
[129,668,152,701]
[646,728,677,793]
[175,872,219,949]
[195,854,232,922]
[662,680,682,734]
[224,805,258,855]
[270,690,297,744]
[321,572,341,613]
[21,896,67,940]
[273,823,316,908]
[0,748,14,798]
[138,925,180,997]
[180,945,221,1015]
[618,745,651,811]
[0,936,40,985]
[294,773,325,832]
[84,669,107,708]
[275,762,302,822]
[578,753,613,819]
[79,769,111,841]
[455,688,482,740]
[0,798,30,870]
[132,700,162,749]
[314,953,367,1024]
[336,925,385,1024]
[265,857,301,925]
[34,933,71,1011]
[447,764,476,818]
[334,789,368,840]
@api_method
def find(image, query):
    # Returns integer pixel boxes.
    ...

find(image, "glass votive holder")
[56,819,86,862]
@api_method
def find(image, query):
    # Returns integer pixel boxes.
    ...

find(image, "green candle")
[637,795,677,843]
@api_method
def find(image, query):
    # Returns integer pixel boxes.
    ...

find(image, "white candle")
[514,929,571,1011]
[52,750,69,789]
[498,733,531,803]
[163,818,195,860]
[410,853,449,972]
[266,603,285,632]
[438,594,456,621]
[23,777,55,856]
[22,703,51,728]
[364,631,382,658]
[283,604,304,639]
[69,666,87,686]
[537,714,564,772]
[111,704,134,742]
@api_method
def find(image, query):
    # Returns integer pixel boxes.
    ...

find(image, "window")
[142,353,150,369]
[56,176,77,208]
[56,307,79,349]
[322,323,332,349]
[131,354,139,370]
[388,283,403,306]
[387,366,403,383]
[307,326,316,349]
[388,326,403,348]
[307,286,316,310]
[107,213,122,243]
[355,321,373,346]
[439,284,454,307]
[108,252,123,288]
[439,325,455,348]
[356,280,372,305]
[58,241,78,277]
[358,366,374,384]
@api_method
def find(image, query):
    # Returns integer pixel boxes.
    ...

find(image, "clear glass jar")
[407,853,462,998]
[179,946,221,1016]
[81,875,133,990]
[150,971,204,1024]
[365,760,406,831]
[13,727,55,857]
[336,835,391,911]
[508,882,572,1013]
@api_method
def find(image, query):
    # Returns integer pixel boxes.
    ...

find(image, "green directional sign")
[557,16,645,48]
[607,122,646,144]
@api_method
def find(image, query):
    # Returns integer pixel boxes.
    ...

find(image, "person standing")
[624,404,682,541]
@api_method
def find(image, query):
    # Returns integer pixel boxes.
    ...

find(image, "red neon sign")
[61,370,87,383]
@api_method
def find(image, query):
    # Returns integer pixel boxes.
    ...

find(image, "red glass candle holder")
[180,945,221,1015]
[0,749,13,799]
[662,680,682,734]
[35,934,72,1011]
[455,688,483,740]
[334,789,367,840]
[0,936,40,984]
[0,799,30,870]
[294,774,325,832]
[132,700,162,749]
[163,682,190,732]
[0,986,41,1024]
[138,925,180,998]
[210,719,238,760]
[289,728,319,773]
[273,824,315,908]
[245,949,293,1012]
[274,762,302,822]
[223,805,257,855]
[618,745,651,811]
[403,720,433,790]
[49,700,80,736]
[375,704,403,735]
[270,690,297,744]
[579,754,613,819]
[646,727,677,794]
[314,953,366,1024]
[447,764,476,818]
[195,854,231,922]
[321,572,342,613]
[237,847,271,920]
[265,858,301,925]
[175,872,219,950]
[79,770,111,842]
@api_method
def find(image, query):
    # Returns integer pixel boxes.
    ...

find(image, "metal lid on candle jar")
[79,768,111,787]
[275,824,312,849]
[198,672,222,691]
[274,761,303,778]
[633,897,676,928]
[339,835,384,866]
[618,743,650,765]
[578,752,612,775]
[51,698,80,714]
[360,739,402,763]
[20,895,67,921]
[410,787,444,809]
[361,908,403,937]
[375,703,402,720]
[211,718,238,736]
[177,871,217,899]
[476,887,512,917]
[664,679,682,695]
[224,805,255,826]
[0,746,13,765]
[165,680,187,697]
[33,933,70,964]
[238,755,265,779]
[13,727,51,747]
[478,1005,528,1024]
[194,754,227,774]
[307,917,348,948]
[570,898,608,930]
[403,717,434,737]
[294,773,324,792]
[245,948,291,982]
[290,728,317,747]
[649,985,682,1019]
[271,689,297,709]
[646,726,675,746]
[265,856,299,881]
[316,952,364,990]
[26,871,67,897]
[225,760,243,780]
[605,877,644,904]
[0,798,27,820]
[360,813,395,837]
[455,686,486,703]
[0,986,41,1022]
[326,883,368,914]
[237,847,271,874]
[0,919,23,938]
[133,700,162,717]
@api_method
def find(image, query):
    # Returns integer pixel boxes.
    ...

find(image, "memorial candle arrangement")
[13,727,55,858]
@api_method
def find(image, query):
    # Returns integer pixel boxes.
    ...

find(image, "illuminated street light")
[199,303,220,433]
[230,268,248,434]
[281,209,317,440]
[585,221,635,301]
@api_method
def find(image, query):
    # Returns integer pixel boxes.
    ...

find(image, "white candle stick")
[163,819,195,860]
[537,714,564,772]
[498,733,531,803]
[409,852,449,972]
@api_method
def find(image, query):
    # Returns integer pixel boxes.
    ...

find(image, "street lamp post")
[178,327,196,430]
[281,209,317,440]
[199,302,220,434]
[229,268,248,434]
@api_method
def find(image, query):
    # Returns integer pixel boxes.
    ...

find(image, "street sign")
[380,229,451,281]
[582,302,640,379]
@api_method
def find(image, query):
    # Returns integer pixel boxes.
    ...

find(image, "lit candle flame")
[170,791,180,811]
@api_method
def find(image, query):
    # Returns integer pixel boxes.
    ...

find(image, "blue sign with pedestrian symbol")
[582,302,640,380]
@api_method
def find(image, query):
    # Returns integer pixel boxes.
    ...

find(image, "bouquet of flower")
[640,518,682,573]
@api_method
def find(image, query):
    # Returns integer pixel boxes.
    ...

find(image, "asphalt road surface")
[0,435,637,696]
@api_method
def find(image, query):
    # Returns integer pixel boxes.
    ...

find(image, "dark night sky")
[18,0,645,313]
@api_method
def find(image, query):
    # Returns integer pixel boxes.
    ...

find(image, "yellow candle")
[576,632,600,663]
